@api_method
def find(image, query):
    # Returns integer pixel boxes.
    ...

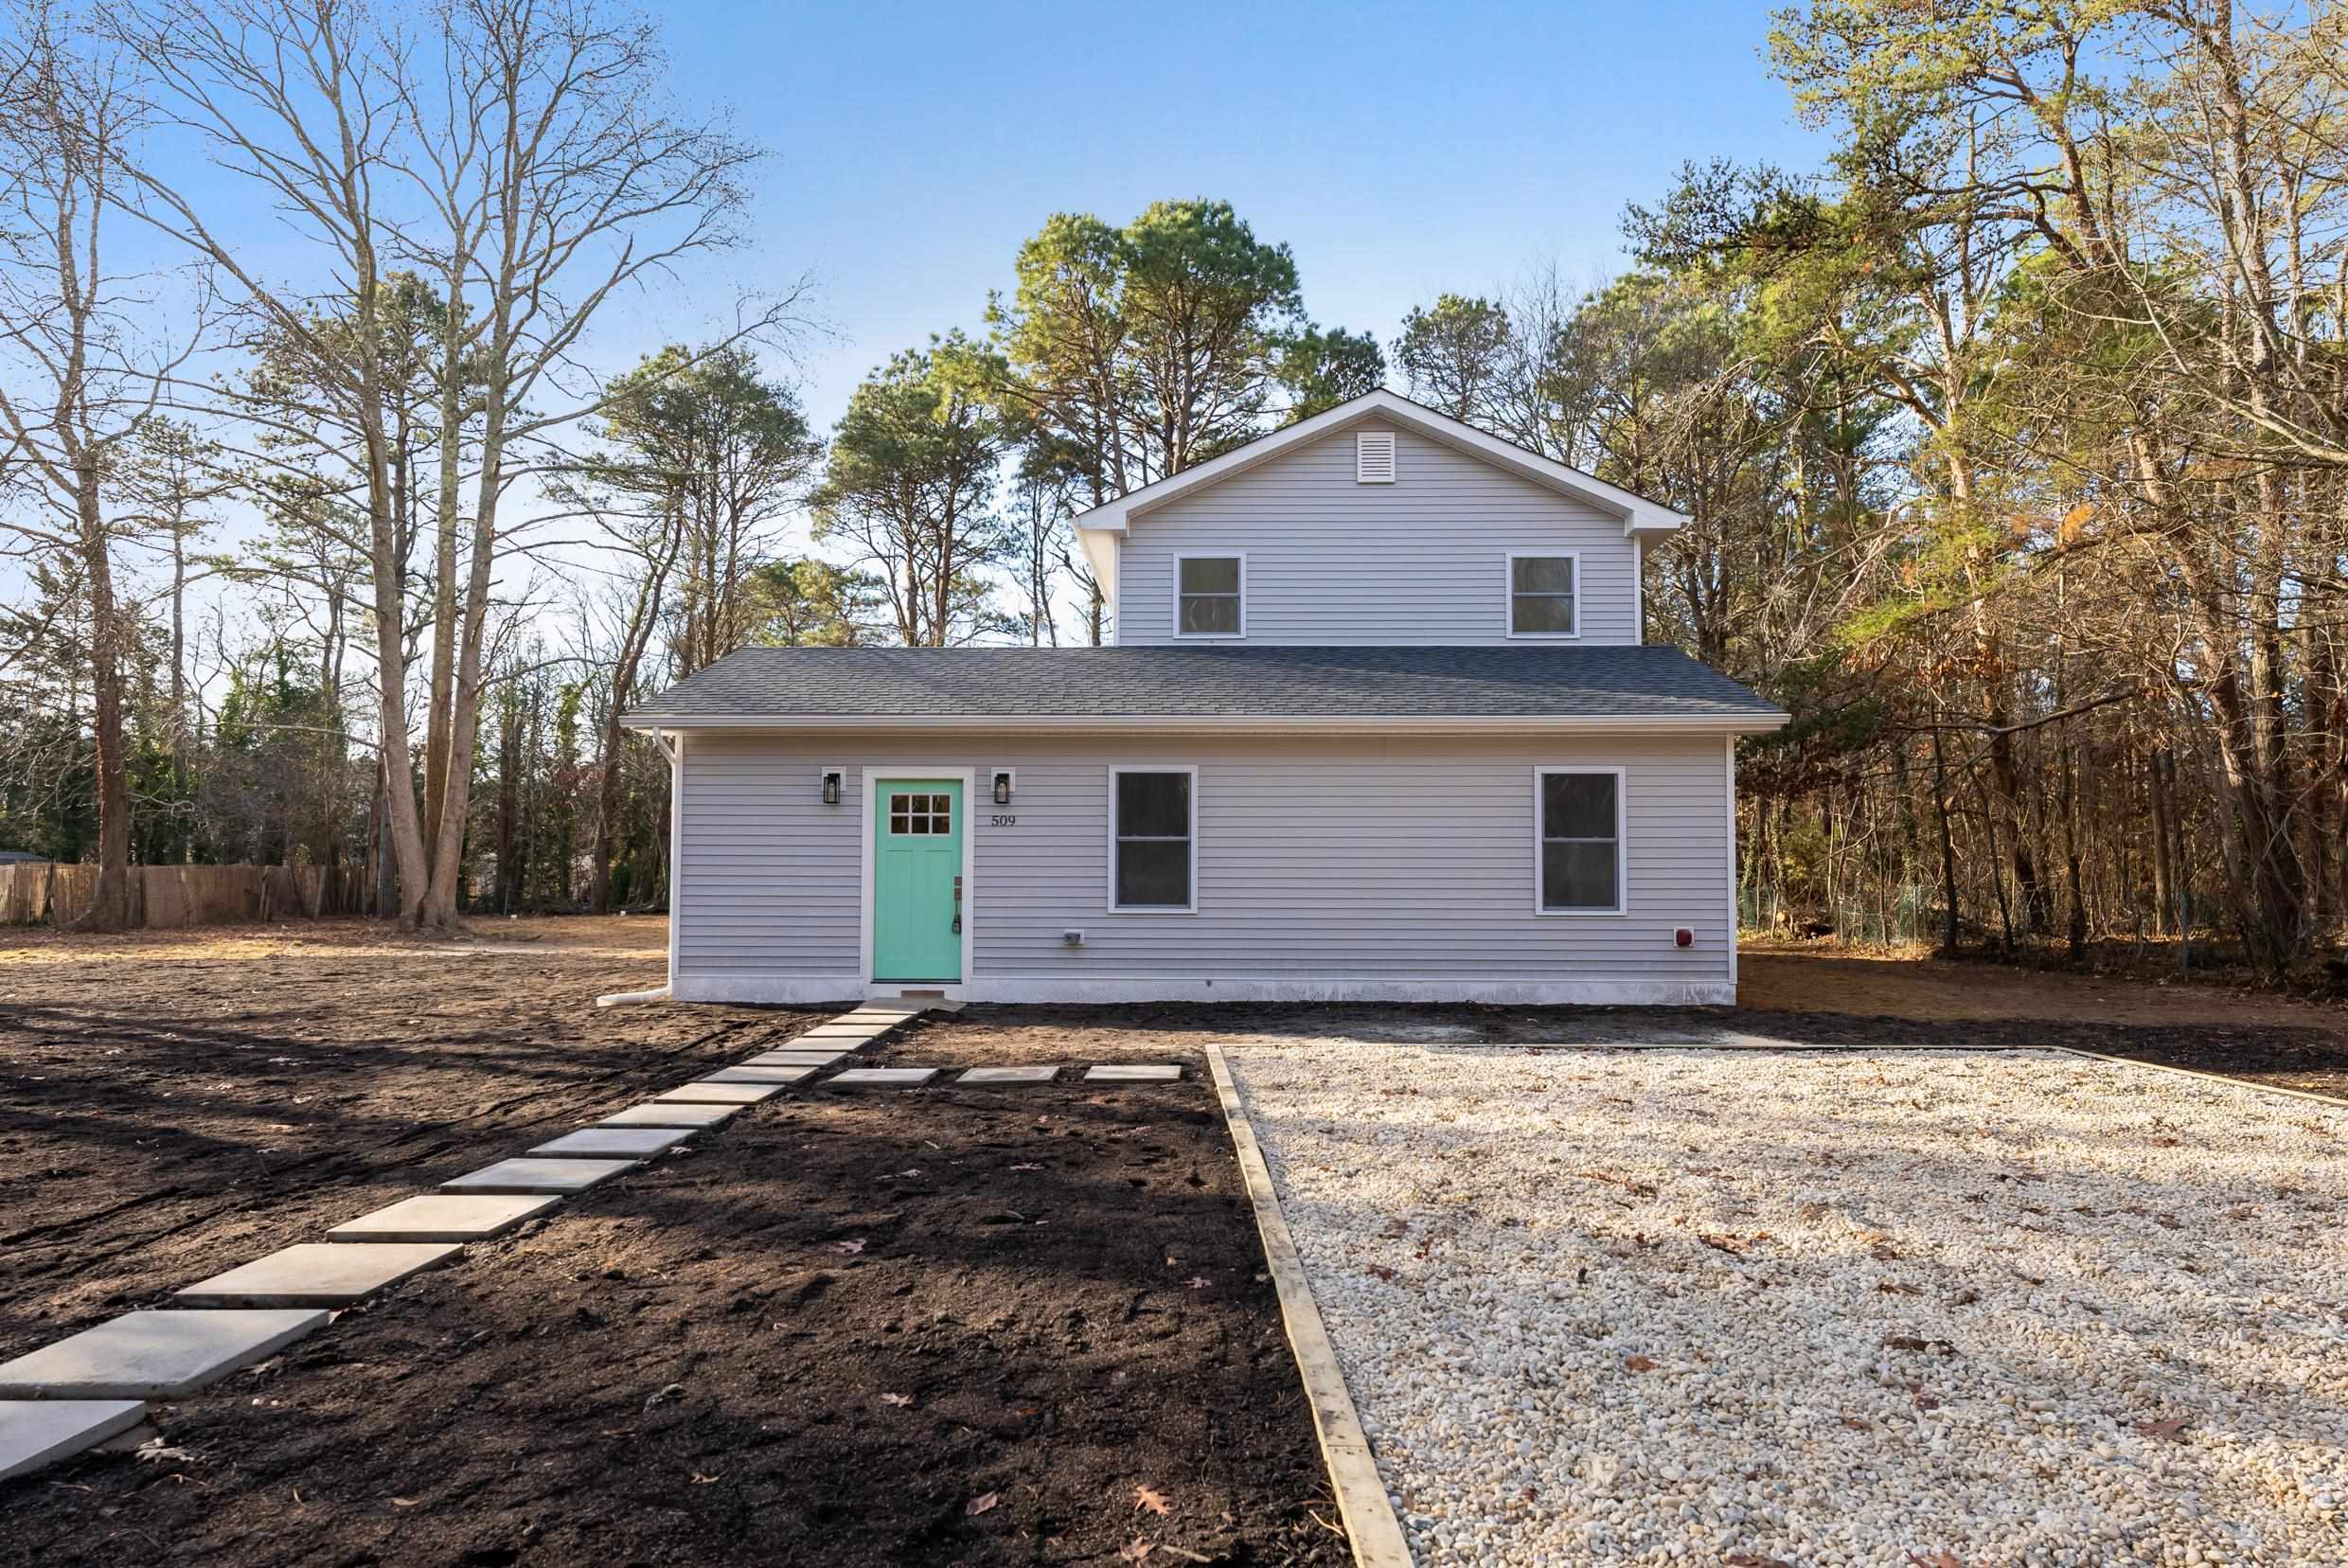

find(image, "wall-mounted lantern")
[820,766,843,806]
[991,769,1015,806]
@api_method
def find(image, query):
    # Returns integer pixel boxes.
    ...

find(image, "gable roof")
[1068,388,1689,585]
[625,644,1786,733]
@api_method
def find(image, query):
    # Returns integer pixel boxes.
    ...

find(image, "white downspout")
[597,725,682,1008]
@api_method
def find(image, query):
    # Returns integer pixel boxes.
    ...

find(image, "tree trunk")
[70,464,134,933]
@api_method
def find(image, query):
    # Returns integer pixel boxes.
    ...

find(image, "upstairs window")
[1507,552,1579,637]
[1110,767,1196,911]
[1536,768,1623,914]
[1175,554,1244,637]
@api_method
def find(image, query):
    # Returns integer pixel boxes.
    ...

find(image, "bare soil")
[0,919,1347,1567]
[1737,944,2348,1100]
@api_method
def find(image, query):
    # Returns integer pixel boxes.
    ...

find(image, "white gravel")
[1220,1043,2348,1567]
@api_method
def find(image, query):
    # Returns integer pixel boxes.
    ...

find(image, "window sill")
[1107,905,1199,916]
[1534,906,1628,918]
[1506,632,1584,641]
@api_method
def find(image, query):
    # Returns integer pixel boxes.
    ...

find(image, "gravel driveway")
[1220,1042,2348,1567]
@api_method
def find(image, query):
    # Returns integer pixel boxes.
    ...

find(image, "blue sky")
[659,0,1826,432]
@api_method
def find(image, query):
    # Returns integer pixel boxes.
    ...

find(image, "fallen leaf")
[830,1238,866,1256]
[1134,1483,1171,1516]
[1183,1276,1211,1290]
[1625,1355,1659,1372]
[690,1471,721,1485]
[1727,1555,1796,1568]
[134,1440,197,1465]
[1906,1553,1964,1568]
[967,1490,1000,1516]
[1118,1540,1153,1563]
[1699,1233,1752,1256]
[391,1497,418,1507]
[2134,1417,2191,1443]
[1367,1264,1397,1283]
[1010,1163,1042,1171]
[880,1393,913,1407]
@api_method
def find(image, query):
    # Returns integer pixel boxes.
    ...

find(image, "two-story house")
[623,389,1787,1006]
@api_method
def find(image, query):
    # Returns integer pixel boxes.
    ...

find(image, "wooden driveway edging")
[1202,1043,1414,1568]
[2054,1044,2348,1111]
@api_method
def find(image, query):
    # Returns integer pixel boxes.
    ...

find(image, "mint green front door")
[872,779,964,982]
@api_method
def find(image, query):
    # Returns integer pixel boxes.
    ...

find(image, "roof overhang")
[1070,389,1691,561]
[622,711,1788,736]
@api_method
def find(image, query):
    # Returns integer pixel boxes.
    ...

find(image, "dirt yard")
[1737,944,2348,1099]
[0,919,1346,1567]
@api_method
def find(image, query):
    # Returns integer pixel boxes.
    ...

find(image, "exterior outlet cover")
[1674,927,1694,948]
[1062,929,1085,946]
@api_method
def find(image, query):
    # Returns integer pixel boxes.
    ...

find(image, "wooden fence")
[0,862,382,929]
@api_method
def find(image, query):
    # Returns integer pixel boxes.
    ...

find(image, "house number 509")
[990,813,1017,827]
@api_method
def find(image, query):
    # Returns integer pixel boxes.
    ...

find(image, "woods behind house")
[2,0,2343,984]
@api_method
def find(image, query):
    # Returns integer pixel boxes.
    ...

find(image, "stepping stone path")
[175,1242,463,1309]
[700,1064,817,1086]
[1,1399,148,1482]
[0,1310,328,1399]
[528,1127,694,1159]
[328,1193,560,1243]
[596,1102,738,1131]
[440,1157,638,1195]
[0,994,955,1480]
[1085,1064,1183,1083]
[657,1080,786,1105]
[957,1065,1064,1085]
[827,1066,940,1089]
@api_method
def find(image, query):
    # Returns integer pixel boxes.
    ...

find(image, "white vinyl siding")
[1118,421,1640,645]
[673,730,1731,1000]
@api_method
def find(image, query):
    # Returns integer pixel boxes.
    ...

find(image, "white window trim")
[1504,549,1583,640]
[1106,763,1199,914]
[1531,764,1627,917]
[1170,552,1246,640]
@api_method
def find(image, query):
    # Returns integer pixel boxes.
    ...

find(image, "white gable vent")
[1356,429,1396,484]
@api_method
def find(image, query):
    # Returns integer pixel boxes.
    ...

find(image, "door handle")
[952,875,963,934]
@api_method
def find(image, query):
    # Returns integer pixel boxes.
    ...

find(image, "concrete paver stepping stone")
[700,1064,815,1086]
[0,1399,149,1481]
[597,1102,739,1131]
[0,1310,328,1399]
[656,1080,784,1105]
[956,1065,1065,1085]
[328,1193,560,1243]
[528,1127,694,1159]
[1084,1064,1183,1083]
[440,1157,639,1195]
[826,1066,939,1089]
[746,1049,851,1067]
[175,1241,463,1308]
[793,1027,886,1042]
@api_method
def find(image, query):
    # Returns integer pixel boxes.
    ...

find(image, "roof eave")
[621,710,1788,735]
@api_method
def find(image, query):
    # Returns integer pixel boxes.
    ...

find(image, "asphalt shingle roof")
[629,645,1784,724]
